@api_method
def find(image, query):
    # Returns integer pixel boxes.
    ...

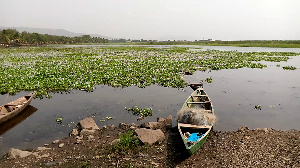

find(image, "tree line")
[0,29,109,46]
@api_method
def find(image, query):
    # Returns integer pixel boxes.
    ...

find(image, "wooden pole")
[1,92,10,113]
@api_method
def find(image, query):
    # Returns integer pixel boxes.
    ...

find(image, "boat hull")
[178,85,214,154]
[0,92,36,124]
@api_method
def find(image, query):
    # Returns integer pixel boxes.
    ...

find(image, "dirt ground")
[0,123,299,168]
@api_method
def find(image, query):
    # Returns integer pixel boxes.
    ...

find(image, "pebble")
[58,143,64,148]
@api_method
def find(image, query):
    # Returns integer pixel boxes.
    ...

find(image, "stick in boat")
[1,92,10,113]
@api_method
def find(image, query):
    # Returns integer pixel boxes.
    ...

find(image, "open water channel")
[0,45,299,156]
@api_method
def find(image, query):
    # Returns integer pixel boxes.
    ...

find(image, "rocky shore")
[0,117,299,168]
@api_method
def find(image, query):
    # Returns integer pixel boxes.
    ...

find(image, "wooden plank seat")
[186,101,211,104]
[4,104,20,107]
[191,95,207,97]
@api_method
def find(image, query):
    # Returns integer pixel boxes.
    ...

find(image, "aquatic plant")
[205,77,213,83]
[282,66,297,70]
[126,106,153,117]
[0,47,298,96]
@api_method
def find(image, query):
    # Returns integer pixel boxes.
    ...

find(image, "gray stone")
[238,125,249,132]
[69,128,79,136]
[130,123,138,130]
[80,129,96,136]
[7,148,34,159]
[110,139,120,145]
[119,122,130,130]
[157,117,165,122]
[165,115,172,127]
[130,125,137,130]
[79,118,99,130]
[52,139,60,144]
[141,122,162,129]
[58,143,64,148]
[37,147,51,151]
[135,128,165,145]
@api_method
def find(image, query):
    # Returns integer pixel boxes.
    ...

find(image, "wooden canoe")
[178,84,214,154]
[0,92,36,124]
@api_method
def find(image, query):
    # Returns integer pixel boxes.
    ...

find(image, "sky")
[1,0,299,41]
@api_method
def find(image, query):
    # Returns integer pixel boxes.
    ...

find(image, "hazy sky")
[1,0,299,40]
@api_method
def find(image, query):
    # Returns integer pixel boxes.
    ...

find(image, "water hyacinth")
[0,47,298,96]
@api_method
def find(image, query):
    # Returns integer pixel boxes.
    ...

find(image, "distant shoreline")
[2,40,300,49]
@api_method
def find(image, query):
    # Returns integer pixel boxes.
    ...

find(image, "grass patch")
[113,130,141,154]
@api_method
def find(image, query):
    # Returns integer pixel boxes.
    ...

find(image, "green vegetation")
[126,106,153,117]
[205,77,213,83]
[0,29,108,46]
[2,29,299,48]
[255,105,262,110]
[0,47,298,97]
[113,130,140,154]
[282,66,297,70]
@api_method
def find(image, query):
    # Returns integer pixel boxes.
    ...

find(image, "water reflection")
[0,105,38,136]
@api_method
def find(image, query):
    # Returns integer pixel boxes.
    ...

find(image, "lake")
[0,46,299,156]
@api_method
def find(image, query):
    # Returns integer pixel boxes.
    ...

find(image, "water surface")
[0,46,299,156]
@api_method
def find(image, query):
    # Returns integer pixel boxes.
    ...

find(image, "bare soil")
[0,124,299,168]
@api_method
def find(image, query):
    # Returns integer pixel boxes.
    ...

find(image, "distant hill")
[0,26,113,40]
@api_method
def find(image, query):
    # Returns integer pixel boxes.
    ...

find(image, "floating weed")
[0,47,299,96]
[105,117,113,120]
[254,105,262,110]
[126,106,153,117]
[282,66,297,70]
[56,117,63,124]
[205,77,213,83]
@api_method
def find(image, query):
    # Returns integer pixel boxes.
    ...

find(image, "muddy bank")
[0,117,299,168]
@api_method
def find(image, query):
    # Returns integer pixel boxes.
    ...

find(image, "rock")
[36,153,50,159]
[52,139,60,144]
[165,115,172,127]
[80,129,96,136]
[7,148,34,159]
[130,123,138,130]
[135,128,165,145]
[76,135,83,140]
[238,126,249,132]
[141,122,162,129]
[69,128,79,136]
[119,123,130,130]
[157,117,165,122]
[263,128,273,133]
[78,118,99,130]
[110,139,120,145]
[130,125,137,130]
[58,143,64,148]
[43,161,61,167]
[37,147,51,151]
[103,125,115,130]
[87,135,95,141]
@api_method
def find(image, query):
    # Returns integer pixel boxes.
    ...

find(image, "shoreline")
[0,117,299,167]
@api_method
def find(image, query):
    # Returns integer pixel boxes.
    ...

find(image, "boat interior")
[1,97,29,114]
[180,126,209,135]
